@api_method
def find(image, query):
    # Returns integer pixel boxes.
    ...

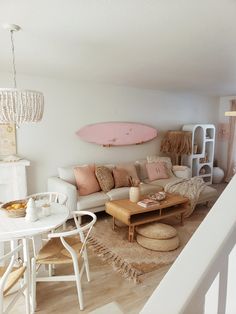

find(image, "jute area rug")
[87,205,210,283]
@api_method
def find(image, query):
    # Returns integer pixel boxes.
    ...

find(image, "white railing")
[141,176,236,314]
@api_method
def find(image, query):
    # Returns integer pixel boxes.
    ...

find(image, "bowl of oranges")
[1,200,27,218]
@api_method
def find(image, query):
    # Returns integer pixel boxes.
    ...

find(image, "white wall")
[0,73,219,193]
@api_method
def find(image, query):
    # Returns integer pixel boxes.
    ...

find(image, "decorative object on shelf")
[212,167,224,184]
[193,144,198,154]
[25,198,38,222]
[0,24,44,126]
[160,130,192,165]
[2,154,22,162]
[218,123,230,141]
[76,122,157,146]
[182,124,215,185]
[129,186,140,203]
[0,123,16,156]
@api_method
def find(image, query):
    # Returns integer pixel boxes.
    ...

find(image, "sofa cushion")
[77,191,110,210]
[146,162,169,181]
[147,155,174,177]
[106,187,130,200]
[58,166,76,186]
[116,162,140,186]
[135,159,148,180]
[198,185,218,203]
[74,165,100,196]
[140,183,163,195]
[113,168,131,188]
[95,166,114,192]
[144,177,182,188]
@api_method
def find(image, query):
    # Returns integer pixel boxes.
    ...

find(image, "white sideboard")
[0,159,30,203]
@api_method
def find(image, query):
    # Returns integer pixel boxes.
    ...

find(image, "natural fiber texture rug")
[88,206,209,283]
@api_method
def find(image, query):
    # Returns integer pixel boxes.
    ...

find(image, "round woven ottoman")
[136,222,180,252]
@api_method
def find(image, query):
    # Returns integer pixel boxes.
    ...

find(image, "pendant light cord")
[10,30,17,89]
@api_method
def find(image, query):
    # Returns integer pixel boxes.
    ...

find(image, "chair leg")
[31,258,37,312]
[73,260,84,310]
[83,250,90,282]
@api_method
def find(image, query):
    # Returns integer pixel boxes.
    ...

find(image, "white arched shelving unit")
[182,124,215,185]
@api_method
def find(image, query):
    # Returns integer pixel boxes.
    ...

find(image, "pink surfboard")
[76,122,157,146]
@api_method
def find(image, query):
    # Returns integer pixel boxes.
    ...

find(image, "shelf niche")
[193,126,204,155]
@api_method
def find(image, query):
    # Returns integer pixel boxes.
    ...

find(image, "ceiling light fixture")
[0,24,44,127]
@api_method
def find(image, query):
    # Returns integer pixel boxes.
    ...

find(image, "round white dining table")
[0,202,70,241]
[0,203,70,314]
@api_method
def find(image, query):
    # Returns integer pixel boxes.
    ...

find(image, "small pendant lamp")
[0,24,44,126]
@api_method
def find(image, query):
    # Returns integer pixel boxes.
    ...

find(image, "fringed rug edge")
[87,235,143,283]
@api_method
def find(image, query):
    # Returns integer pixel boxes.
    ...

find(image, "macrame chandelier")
[0,24,44,126]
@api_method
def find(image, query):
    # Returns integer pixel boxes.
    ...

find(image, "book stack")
[137,199,160,208]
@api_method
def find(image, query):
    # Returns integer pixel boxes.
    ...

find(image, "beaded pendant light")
[0,24,44,126]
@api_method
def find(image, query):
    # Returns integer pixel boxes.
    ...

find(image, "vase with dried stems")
[129,177,141,203]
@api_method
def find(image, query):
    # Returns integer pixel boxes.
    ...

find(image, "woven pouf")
[136,222,180,252]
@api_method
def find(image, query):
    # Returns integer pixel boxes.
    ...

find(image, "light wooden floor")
[8,250,170,314]
[6,183,227,313]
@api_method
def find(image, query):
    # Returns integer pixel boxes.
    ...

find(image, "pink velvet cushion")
[146,162,169,181]
[74,164,101,196]
[112,168,131,188]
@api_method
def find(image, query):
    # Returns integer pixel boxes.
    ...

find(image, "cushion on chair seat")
[136,223,177,239]
[77,191,110,210]
[36,236,82,265]
[136,234,179,251]
[0,266,26,295]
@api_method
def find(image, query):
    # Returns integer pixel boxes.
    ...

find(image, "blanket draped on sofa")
[164,177,206,217]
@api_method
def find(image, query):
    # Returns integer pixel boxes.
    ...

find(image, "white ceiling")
[1,0,236,95]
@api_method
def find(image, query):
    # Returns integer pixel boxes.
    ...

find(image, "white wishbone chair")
[27,192,68,206]
[27,192,69,277]
[31,210,97,311]
[0,244,29,314]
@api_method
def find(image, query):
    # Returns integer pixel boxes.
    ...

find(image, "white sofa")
[47,158,218,215]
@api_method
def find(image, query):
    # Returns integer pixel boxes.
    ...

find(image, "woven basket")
[1,199,27,218]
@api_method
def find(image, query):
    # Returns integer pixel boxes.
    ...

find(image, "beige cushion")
[106,187,130,200]
[136,222,177,239]
[113,168,131,188]
[95,166,114,192]
[140,183,163,195]
[198,185,218,203]
[77,191,109,210]
[136,234,179,251]
[144,177,182,187]
[135,159,148,180]
[147,155,174,177]
[116,162,140,186]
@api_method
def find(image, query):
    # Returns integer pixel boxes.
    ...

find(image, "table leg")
[22,238,31,314]
[128,226,135,242]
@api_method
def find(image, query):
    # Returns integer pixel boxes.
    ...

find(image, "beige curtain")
[225,99,236,182]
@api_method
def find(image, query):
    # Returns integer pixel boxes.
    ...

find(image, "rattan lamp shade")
[161,130,192,164]
[0,89,44,124]
[0,24,44,126]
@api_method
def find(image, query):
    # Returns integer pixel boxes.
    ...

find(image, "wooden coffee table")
[105,193,189,242]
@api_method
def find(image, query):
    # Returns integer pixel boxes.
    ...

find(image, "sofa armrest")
[47,177,78,213]
[172,166,191,179]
